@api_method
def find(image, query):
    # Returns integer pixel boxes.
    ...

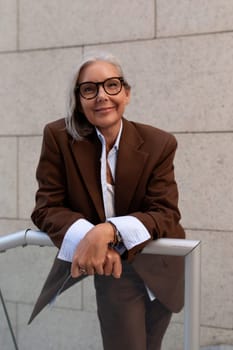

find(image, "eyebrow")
[77,77,123,85]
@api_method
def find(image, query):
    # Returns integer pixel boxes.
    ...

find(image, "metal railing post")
[0,288,19,350]
[143,238,201,350]
[184,242,201,350]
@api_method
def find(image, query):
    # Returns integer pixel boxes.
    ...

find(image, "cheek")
[79,100,91,115]
[119,96,130,110]
[118,91,130,108]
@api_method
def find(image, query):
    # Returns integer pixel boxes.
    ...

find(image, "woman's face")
[78,60,130,135]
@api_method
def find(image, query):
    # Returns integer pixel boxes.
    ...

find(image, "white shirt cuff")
[107,215,151,250]
[57,218,94,262]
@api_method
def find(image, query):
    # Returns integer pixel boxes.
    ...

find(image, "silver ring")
[79,267,87,275]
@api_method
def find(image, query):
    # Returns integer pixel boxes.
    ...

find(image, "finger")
[71,261,82,278]
[85,266,95,275]
[94,264,104,275]
[103,259,113,276]
[79,267,88,275]
[112,258,122,279]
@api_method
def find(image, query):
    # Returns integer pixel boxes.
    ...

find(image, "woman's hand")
[71,222,118,277]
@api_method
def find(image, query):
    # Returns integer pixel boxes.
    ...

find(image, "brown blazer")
[29,117,185,323]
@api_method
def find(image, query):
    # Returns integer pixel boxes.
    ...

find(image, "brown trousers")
[94,261,172,350]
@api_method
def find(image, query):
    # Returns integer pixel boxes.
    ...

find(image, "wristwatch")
[108,221,123,247]
[108,221,128,258]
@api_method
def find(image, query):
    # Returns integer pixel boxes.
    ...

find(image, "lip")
[94,106,115,113]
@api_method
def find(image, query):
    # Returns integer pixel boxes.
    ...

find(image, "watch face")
[114,241,126,255]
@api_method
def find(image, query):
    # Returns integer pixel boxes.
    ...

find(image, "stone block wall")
[0,1,232,349]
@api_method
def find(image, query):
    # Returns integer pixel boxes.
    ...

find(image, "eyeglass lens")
[79,77,123,99]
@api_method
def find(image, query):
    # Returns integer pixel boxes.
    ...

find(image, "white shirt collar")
[95,120,123,151]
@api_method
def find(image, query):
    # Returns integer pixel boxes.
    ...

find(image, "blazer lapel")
[69,135,106,222]
[115,120,149,215]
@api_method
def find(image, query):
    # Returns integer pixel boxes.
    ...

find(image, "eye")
[81,83,96,94]
[105,79,120,90]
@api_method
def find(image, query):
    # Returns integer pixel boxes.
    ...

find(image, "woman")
[31,52,185,350]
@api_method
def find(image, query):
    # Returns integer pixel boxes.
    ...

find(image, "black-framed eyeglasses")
[76,77,125,100]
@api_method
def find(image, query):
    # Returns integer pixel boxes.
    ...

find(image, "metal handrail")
[0,229,201,350]
[0,230,54,252]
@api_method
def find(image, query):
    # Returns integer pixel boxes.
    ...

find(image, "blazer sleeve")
[130,133,185,244]
[31,124,85,248]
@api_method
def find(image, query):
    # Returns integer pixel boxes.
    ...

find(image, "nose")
[96,84,108,101]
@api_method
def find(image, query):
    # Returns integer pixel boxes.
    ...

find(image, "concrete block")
[199,325,233,348]
[19,0,154,50]
[0,244,83,310]
[163,321,233,350]
[186,230,233,329]
[157,0,233,37]
[0,219,33,236]
[163,321,183,350]
[0,246,56,303]
[0,137,17,217]
[18,303,102,350]
[2,33,233,135]
[85,33,233,132]
[0,47,82,135]
[0,0,17,51]
[175,133,233,231]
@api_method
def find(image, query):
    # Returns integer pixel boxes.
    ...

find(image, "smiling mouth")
[94,106,115,113]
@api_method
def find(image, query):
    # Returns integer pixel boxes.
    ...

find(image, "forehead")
[78,61,120,83]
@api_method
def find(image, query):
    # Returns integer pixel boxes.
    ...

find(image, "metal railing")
[0,229,201,350]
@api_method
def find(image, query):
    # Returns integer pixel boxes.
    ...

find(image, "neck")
[98,121,122,153]
[104,131,117,153]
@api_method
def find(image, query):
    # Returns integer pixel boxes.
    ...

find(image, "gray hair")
[65,52,131,140]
